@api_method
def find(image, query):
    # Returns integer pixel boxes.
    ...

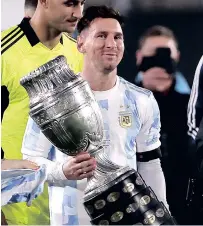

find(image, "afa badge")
[119,112,132,128]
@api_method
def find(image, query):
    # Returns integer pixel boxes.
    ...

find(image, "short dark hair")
[24,0,38,9]
[138,25,179,49]
[77,5,124,34]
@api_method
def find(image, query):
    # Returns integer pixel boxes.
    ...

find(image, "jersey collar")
[18,18,63,47]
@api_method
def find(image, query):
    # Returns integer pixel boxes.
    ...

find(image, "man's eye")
[64,1,75,7]
[64,2,74,7]
[81,0,86,5]
[115,35,123,40]
[64,1,85,7]
[98,34,106,39]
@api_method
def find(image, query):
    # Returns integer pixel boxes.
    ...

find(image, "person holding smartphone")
[134,25,191,224]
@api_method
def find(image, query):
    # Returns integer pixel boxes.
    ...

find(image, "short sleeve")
[136,93,161,153]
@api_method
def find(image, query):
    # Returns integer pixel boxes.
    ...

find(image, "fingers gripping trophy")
[20,56,177,225]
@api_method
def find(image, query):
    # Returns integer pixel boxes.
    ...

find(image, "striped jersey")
[1,165,46,207]
[21,76,161,225]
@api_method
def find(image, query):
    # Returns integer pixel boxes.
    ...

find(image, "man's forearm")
[137,158,169,210]
[23,154,68,186]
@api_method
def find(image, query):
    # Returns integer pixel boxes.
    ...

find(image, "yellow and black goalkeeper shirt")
[1,18,83,225]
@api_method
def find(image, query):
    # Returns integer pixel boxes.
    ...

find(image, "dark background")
[1,3,203,140]
[118,11,203,85]
[1,10,203,118]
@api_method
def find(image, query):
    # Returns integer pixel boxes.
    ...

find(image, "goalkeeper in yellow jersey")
[1,0,84,224]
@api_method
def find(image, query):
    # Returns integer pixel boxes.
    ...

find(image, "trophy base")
[84,169,177,225]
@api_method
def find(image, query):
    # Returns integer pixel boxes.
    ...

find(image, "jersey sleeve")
[21,116,53,158]
[136,93,161,153]
[187,55,203,139]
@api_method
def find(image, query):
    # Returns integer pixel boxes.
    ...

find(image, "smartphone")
[138,47,176,74]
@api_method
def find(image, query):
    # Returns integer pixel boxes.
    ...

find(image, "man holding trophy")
[20,6,176,225]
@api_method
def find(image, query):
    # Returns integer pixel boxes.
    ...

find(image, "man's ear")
[39,0,48,8]
[77,35,85,54]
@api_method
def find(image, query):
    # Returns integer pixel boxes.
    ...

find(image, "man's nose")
[73,5,83,19]
[105,36,117,48]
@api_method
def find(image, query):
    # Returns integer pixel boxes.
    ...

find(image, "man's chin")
[62,27,76,35]
[103,65,117,73]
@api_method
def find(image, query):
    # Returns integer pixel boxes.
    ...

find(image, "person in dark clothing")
[196,117,203,175]
[188,55,203,174]
[134,25,191,224]
[188,55,203,140]
[186,56,203,225]
[185,117,203,225]
[187,54,203,175]
[195,117,203,222]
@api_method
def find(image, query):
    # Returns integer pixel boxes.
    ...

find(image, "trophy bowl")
[20,55,104,156]
[20,56,177,225]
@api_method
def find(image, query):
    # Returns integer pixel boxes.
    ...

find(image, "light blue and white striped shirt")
[21,76,166,225]
[1,165,46,207]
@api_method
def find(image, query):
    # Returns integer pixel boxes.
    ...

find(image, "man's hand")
[1,159,39,171]
[142,67,173,92]
[62,152,96,180]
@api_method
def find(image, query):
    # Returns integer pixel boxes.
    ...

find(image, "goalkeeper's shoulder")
[62,32,78,50]
[62,33,84,71]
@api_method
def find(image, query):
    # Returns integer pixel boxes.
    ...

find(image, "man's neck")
[81,66,117,91]
[30,13,62,49]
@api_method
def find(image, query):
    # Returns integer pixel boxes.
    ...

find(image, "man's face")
[137,36,179,65]
[78,18,124,73]
[45,0,85,34]
[136,36,180,93]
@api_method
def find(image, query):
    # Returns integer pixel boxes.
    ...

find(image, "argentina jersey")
[21,75,161,225]
[1,165,46,207]
[22,119,89,225]
[93,76,161,170]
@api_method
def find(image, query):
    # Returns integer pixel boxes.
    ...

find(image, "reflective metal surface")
[20,55,128,198]
[21,56,177,225]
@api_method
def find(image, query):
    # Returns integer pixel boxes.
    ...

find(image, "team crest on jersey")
[119,111,132,128]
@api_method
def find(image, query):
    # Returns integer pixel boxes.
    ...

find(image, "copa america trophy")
[20,55,176,225]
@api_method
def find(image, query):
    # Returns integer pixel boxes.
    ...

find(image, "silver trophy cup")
[20,56,177,225]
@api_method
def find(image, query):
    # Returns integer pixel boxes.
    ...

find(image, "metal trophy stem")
[20,55,177,225]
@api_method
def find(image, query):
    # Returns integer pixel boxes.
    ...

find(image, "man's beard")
[103,65,116,74]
